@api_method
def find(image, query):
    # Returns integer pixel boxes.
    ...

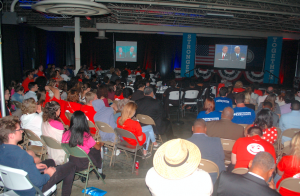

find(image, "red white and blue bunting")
[178,68,264,83]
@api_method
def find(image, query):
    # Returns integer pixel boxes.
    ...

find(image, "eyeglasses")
[15,128,24,132]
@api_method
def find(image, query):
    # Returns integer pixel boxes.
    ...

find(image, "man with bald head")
[213,152,280,196]
[206,107,244,161]
[187,119,225,184]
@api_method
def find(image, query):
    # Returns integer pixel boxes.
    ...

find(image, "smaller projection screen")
[116,41,137,62]
[214,44,248,69]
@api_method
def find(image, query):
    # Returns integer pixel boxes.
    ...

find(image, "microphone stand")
[173,83,184,125]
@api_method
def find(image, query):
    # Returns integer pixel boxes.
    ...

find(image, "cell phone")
[39,168,45,173]
[268,176,273,183]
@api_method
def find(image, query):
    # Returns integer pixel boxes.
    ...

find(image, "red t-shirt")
[114,93,124,101]
[232,135,276,169]
[116,117,146,146]
[141,73,145,78]
[277,155,300,196]
[37,70,46,77]
[233,88,245,93]
[254,89,263,96]
[217,83,225,96]
[22,78,34,92]
[81,105,97,134]
[65,101,82,113]
[126,69,131,75]
[135,70,141,75]
[96,68,102,71]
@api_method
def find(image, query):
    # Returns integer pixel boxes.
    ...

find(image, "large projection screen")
[214,44,248,69]
[116,41,137,62]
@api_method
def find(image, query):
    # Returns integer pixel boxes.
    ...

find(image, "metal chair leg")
[132,147,138,173]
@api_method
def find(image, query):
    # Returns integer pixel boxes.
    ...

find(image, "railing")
[264,70,280,84]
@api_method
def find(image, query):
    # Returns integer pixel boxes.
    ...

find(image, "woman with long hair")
[61,111,104,179]
[65,88,82,114]
[42,101,66,165]
[0,88,12,117]
[276,132,300,196]
[107,81,116,101]
[196,98,221,122]
[233,81,245,93]
[257,93,281,118]
[114,83,124,100]
[248,109,278,144]
[243,91,255,110]
[117,102,159,158]
[97,84,110,107]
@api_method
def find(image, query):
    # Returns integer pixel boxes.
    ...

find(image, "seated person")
[61,111,104,178]
[276,132,300,196]
[116,88,134,112]
[197,98,221,122]
[0,116,76,196]
[232,93,256,124]
[233,81,245,93]
[117,102,160,158]
[280,92,295,115]
[256,101,279,127]
[135,87,176,140]
[231,126,276,169]
[65,88,82,113]
[80,92,97,134]
[182,81,199,110]
[279,100,300,144]
[93,99,116,142]
[257,86,274,106]
[42,101,66,165]
[187,119,225,183]
[146,139,213,196]
[206,107,244,161]
[213,152,280,196]
[20,98,43,146]
[257,94,281,118]
[11,85,24,103]
[97,85,110,107]
[131,80,145,101]
[24,82,39,102]
[214,87,232,112]
[246,109,278,144]
[226,86,235,105]
[114,83,124,101]
[244,91,255,111]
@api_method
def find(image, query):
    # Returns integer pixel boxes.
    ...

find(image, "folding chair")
[23,129,47,160]
[106,74,112,79]
[182,90,199,116]
[168,91,184,118]
[61,144,105,196]
[198,159,219,178]
[277,177,300,193]
[87,120,101,142]
[113,128,144,173]
[10,101,22,109]
[0,164,56,196]
[278,128,300,157]
[220,138,236,165]
[41,136,67,164]
[274,127,282,154]
[65,112,72,121]
[94,121,120,167]
[156,81,162,87]
[136,114,163,143]
[232,168,248,175]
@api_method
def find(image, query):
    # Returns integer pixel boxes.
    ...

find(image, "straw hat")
[153,139,201,180]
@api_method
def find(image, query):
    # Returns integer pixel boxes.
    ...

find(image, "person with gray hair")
[187,119,225,184]
[213,152,280,196]
[231,45,246,62]
[135,86,176,140]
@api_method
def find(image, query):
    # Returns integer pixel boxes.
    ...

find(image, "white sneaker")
[115,149,120,156]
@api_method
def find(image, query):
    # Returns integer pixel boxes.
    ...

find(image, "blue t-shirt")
[214,97,232,112]
[197,111,221,122]
[232,106,256,124]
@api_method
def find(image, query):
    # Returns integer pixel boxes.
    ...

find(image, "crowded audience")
[1,64,300,196]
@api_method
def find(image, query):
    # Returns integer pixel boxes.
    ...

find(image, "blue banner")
[181,33,196,77]
[263,36,283,84]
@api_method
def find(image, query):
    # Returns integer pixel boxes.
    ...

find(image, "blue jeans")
[142,125,156,150]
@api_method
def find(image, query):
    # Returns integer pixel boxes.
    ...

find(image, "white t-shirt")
[145,167,213,196]
[257,95,267,105]
[61,74,70,81]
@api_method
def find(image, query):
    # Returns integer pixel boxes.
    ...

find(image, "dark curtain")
[2,25,22,85]
[279,40,298,86]
[65,32,75,66]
